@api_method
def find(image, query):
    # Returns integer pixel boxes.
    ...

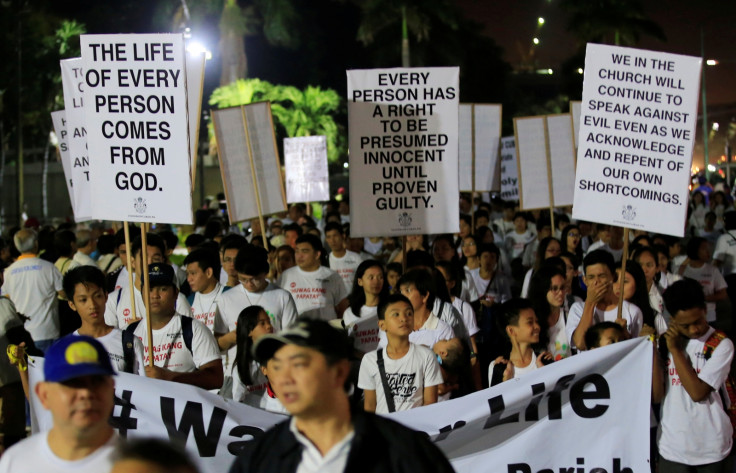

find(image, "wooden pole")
[241,106,269,252]
[471,104,477,231]
[123,222,137,323]
[140,226,154,367]
[616,227,631,320]
[542,117,555,235]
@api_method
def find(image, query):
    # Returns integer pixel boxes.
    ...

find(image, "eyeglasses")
[548,285,565,292]
[567,233,581,238]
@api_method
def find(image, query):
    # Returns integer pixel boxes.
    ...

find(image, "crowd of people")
[0,186,735,472]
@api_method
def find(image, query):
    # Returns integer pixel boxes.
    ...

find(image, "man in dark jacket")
[229,318,455,473]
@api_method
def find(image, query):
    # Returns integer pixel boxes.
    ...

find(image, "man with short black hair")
[183,248,229,337]
[229,318,455,473]
[219,234,248,287]
[325,222,363,293]
[278,234,348,321]
[0,335,119,472]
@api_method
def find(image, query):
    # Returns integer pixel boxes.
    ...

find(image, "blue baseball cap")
[44,335,116,382]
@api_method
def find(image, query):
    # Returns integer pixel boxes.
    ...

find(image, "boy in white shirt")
[359,293,443,414]
[325,222,363,293]
[657,278,733,472]
[183,248,229,337]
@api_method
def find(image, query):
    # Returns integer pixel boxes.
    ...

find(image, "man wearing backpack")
[129,264,223,390]
[659,278,734,472]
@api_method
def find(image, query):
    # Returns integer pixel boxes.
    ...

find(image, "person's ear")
[378,319,386,332]
[205,267,214,279]
[68,300,77,312]
[35,382,52,409]
[506,325,516,340]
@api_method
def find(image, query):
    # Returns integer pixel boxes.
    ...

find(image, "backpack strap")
[180,316,194,355]
[125,320,141,334]
[187,293,195,306]
[116,288,124,307]
[376,349,396,413]
[121,329,136,373]
[703,329,727,361]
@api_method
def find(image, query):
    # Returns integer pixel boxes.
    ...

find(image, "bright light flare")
[186,41,212,60]
[532,37,540,45]
[706,59,719,66]
[537,17,545,25]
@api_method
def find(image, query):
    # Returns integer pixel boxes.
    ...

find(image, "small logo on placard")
[398,212,412,227]
[622,205,636,221]
[134,197,147,214]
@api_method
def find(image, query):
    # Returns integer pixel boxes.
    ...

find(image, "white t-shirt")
[489,351,539,386]
[547,310,572,361]
[565,300,643,349]
[328,250,363,293]
[504,230,535,259]
[231,360,268,408]
[114,266,129,291]
[278,266,348,321]
[451,297,480,338]
[658,327,734,465]
[217,282,299,376]
[713,230,736,275]
[358,343,443,414]
[0,430,118,473]
[1,256,63,341]
[343,305,380,353]
[189,284,229,335]
[459,269,479,303]
[132,315,220,372]
[0,298,22,386]
[73,251,97,267]
[104,285,191,329]
[378,313,454,349]
[682,263,728,322]
[73,328,145,376]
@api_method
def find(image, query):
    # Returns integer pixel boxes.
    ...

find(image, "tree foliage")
[209,78,345,162]
[560,0,666,47]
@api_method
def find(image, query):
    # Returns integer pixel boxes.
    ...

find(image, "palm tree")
[560,0,666,47]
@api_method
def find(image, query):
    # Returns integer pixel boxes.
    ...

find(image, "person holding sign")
[566,250,643,351]
[278,234,348,321]
[127,264,223,390]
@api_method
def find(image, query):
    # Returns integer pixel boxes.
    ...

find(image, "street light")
[538,17,545,26]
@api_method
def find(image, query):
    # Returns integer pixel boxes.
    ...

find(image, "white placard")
[60,58,92,222]
[186,51,206,187]
[572,44,701,236]
[547,114,576,207]
[80,34,193,224]
[459,104,502,192]
[284,135,330,203]
[212,103,287,223]
[570,100,582,149]
[50,110,76,214]
[30,337,652,473]
[500,136,519,201]
[347,67,460,237]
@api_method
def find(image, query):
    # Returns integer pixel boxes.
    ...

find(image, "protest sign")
[570,100,582,149]
[30,337,651,473]
[572,44,702,236]
[187,51,206,189]
[212,103,287,224]
[80,34,193,224]
[500,136,519,202]
[514,114,575,211]
[50,110,76,213]
[459,104,502,192]
[284,135,330,203]
[60,58,92,221]
[347,67,460,237]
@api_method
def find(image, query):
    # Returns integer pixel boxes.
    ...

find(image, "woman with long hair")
[520,237,561,297]
[232,305,274,406]
[529,266,572,361]
[613,260,666,336]
[343,259,389,355]
[560,224,583,262]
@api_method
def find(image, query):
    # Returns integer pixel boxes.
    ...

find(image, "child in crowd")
[504,212,535,260]
[584,321,625,349]
[359,294,443,414]
[231,305,273,408]
[489,298,553,386]
[386,262,403,294]
[658,278,733,472]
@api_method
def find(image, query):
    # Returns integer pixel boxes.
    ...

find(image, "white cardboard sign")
[284,135,330,203]
[500,136,519,202]
[458,104,502,192]
[80,34,193,224]
[212,103,287,223]
[572,44,701,236]
[60,58,92,222]
[50,110,76,215]
[186,51,206,188]
[347,67,460,237]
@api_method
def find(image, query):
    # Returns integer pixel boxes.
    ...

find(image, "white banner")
[347,67,460,237]
[284,136,330,203]
[60,58,92,222]
[500,136,519,202]
[80,34,193,224]
[50,110,76,214]
[459,104,502,192]
[30,337,650,473]
[572,44,701,236]
[211,103,287,223]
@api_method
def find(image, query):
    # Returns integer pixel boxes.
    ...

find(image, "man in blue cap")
[0,335,118,472]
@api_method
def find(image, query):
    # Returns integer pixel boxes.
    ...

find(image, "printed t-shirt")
[231,359,268,408]
[104,285,191,328]
[565,300,643,350]
[1,256,63,341]
[378,313,454,349]
[189,283,229,335]
[343,305,380,353]
[658,327,733,465]
[72,328,145,376]
[132,315,220,372]
[328,250,363,293]
[504,230,535,259]
[0,431,118,473]
[278,266,347,321]
[358,343,443,414]
[547,310,571,361]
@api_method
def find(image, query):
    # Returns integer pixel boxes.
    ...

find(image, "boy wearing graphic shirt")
[658,278,733,472]
[132,264,223,390]
[183,248,229,337]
